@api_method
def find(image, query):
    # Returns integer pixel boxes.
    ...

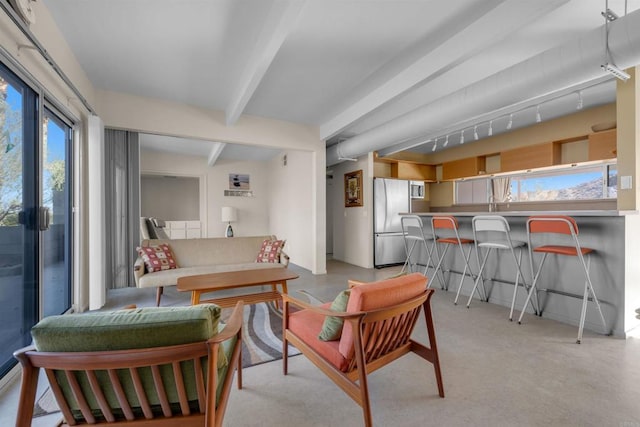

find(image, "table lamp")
[221,206,237,237]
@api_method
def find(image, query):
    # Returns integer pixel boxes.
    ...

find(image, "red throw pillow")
[137,244,178,272]
[256,239,285,263]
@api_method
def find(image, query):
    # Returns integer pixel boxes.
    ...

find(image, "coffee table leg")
[191,291,201,306]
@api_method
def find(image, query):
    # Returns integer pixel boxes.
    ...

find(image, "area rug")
[234,301,300,369]
[32,301,299,418]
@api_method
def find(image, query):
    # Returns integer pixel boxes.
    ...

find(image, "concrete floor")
[1,259,640,426]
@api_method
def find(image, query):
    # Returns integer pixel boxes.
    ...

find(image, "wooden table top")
[177,267,300,292]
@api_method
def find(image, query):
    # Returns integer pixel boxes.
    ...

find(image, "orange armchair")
[282,272,444,426]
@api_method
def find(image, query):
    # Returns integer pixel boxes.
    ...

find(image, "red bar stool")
[431,216,478,304]
[517,215,608,344]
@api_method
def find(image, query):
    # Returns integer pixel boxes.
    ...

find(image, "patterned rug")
[235,301,300,368]
[33,301,299,418]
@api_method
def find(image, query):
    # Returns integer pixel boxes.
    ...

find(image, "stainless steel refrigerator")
[373,178,410,268]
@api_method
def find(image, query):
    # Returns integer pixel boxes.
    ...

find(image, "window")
[509,163,616,202]
[454,162,616,205]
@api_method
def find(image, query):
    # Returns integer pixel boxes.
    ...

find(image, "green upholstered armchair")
[13,302,243,427]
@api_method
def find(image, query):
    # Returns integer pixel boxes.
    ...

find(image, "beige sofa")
[134,235,289,305]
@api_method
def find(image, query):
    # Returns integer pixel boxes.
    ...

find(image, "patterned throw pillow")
[137,244,178,272]
[256,239,285,263]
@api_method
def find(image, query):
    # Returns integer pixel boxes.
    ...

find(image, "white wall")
[329,154,374,268]
[268,150,323,273]
[140,149,273,237]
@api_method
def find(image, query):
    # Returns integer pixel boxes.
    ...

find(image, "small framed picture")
[344,169,363,207]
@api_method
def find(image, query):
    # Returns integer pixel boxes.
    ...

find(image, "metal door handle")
[39,206,51,231]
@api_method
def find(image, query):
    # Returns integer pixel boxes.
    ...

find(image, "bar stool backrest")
[527,215,579,236]
[402,215,428,241]
[432,216,459,230]
[472,215,510,233]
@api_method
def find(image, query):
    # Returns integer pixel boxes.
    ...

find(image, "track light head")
[460,130,464,144]
[432,140,437,152]
[488,120,493,136]
[602,63,630,81]
[444,135,449,147]
[473,125,479,140]
[507,113,513,130]
[601,8,619,21]
[577,91,584,110]
[536,105,542,123]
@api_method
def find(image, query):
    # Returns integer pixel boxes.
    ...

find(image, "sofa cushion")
[318,289,350,341]
[137,243,178,272]
[141,235,277,267]
[256,239,286,263]
[338,272,427,360]
[137,262,285,288]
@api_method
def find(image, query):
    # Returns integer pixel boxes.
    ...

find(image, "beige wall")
[329,154,373,269]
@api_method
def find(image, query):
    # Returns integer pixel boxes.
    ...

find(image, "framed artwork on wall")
[344,169,363,207]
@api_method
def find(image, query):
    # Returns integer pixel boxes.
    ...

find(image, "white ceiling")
[41,0,640,161]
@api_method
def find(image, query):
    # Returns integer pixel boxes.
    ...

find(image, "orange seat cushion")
[533,245,593,256]
[338,272,427,360]
[437,237,474,244]
[288,303,349,372]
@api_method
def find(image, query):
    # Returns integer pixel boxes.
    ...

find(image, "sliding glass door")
[0,63,73,378]
[42,108,72,317]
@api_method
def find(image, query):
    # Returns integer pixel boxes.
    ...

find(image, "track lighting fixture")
[507,113,513,130]
[602,63,630,81]
[432,139,437,152]
[460,130,465,144]
[536,105,541,123]
[444,135,449,147]
[577,91,584,110]
[488,120,493,136]
[473,125,479,140]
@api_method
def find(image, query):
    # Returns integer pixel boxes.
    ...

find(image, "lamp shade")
[221,206,237,223]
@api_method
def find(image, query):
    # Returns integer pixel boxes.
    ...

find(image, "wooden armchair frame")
[13,301,244,427]
[282,288,444,426]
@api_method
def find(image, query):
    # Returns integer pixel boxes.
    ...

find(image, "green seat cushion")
[318,289,351,341]
[32,304,221,353]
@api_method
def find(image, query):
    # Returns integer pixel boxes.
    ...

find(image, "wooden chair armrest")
[208,301,244,345]
[348,279,367,288]
[282,294,360,319]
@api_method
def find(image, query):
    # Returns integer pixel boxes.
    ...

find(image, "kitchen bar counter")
[401,211,637,337]
[407,210,632,217]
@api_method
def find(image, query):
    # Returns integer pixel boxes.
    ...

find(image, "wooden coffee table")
[177,268,299,307]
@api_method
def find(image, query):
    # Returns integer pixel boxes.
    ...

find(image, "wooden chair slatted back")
[344,293,426,372]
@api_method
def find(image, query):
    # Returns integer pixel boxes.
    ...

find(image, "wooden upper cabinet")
[588,129,617,161]
[391,162,436,181]
[500,142,561,172]
[442,156,486,180]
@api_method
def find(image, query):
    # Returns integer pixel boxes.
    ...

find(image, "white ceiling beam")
[225,0,306,126]
[319,0,570,140]
[207,142,227,166]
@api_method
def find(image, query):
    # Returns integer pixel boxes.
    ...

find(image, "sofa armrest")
[280,250,290,267]
[133,257,145,286]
